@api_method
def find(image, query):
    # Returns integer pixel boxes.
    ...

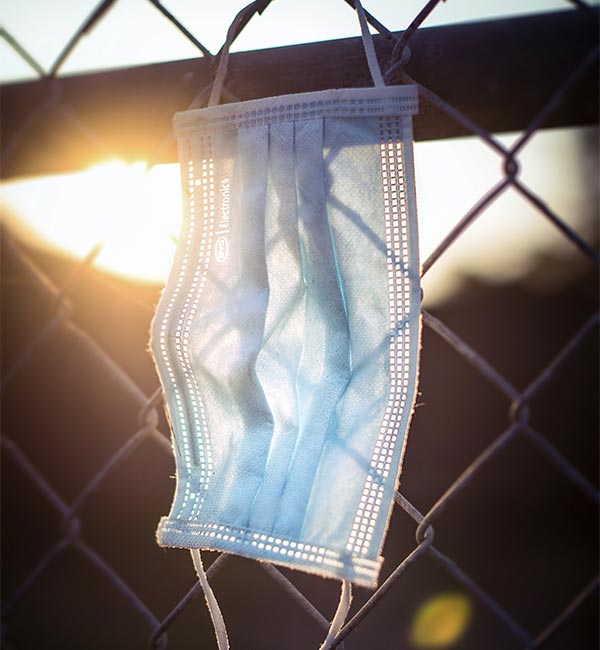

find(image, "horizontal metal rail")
[1,8,598,179]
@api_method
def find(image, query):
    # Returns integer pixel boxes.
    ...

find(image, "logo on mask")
[215,236,228,263]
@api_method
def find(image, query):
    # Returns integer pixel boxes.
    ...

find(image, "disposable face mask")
[150,1,420,646]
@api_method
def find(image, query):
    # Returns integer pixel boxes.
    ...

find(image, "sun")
[1,160,182,284]
[1,128,590,302]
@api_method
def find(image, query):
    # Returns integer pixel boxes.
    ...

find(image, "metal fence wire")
[1,1,599,648]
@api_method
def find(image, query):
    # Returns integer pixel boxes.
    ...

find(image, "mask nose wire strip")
[190,549,230,650]
[319,580,353,650]
[353,0,385,87]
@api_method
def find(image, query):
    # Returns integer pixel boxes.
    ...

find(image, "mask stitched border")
[174,86,418,135]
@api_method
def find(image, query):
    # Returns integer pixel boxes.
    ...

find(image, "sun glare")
[0,127,594,302]
[1,160,181,284]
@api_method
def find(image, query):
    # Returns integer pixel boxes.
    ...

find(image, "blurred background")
[1,1,598,649]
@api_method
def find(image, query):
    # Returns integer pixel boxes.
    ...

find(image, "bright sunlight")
[0,127,594,303]
[1,160,181,284]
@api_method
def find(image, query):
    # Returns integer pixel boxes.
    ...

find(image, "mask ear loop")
[319,580,353,650]
[209,0,384,109]
[208,1,260,107]
[190,549,230,650]
[354,0,385,87]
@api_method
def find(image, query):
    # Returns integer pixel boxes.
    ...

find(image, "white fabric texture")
[151,3,421,594]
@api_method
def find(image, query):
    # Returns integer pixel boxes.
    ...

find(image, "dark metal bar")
[422,309,521,401]
[48,0,119,77]
[150,554,230,648]
[146,0,214,59]
[261,565,331,630]
[75,540,166,649]
[531,577,599,648]
[428,547,532,644]
[0,28,46,77]
[522,424,600,504]
[1,9,597,179]
[330,539,434,648]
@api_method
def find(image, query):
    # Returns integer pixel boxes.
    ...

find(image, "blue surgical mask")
[151,1,420,646]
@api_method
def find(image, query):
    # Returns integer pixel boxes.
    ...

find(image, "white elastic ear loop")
[190,549,230,650]
[319,580,353,650]
[353,0,385,88]
[210,0,383,106]
[208,1,257,107]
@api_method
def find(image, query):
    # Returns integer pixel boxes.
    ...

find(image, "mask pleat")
[273,118,352,539]
[300,117,391,550]
[246,121,307,533]
[208,125,274,525]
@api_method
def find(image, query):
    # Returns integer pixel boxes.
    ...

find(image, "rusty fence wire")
[1,1,599,648]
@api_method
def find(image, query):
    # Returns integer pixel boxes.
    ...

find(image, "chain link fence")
[1,1,598,648]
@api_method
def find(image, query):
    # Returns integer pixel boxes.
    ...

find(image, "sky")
[1,0,598,306]
[0,0,589,82]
